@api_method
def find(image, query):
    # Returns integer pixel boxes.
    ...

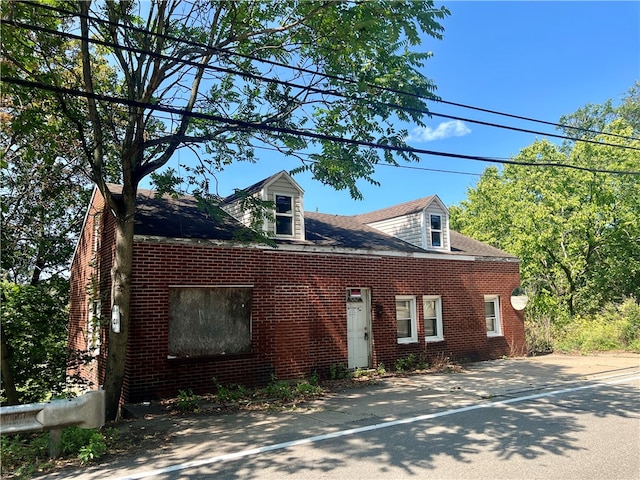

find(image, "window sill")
[397,338,418,344]
[486,333,503,338]
[425,337,444,343]
[167,352,253,364]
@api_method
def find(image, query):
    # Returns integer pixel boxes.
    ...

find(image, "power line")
[17,0,639,144]
[5,75,640,176]
[250,143,483,177]
[7,17,640,154]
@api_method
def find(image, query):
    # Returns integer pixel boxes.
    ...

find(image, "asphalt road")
[49,354,640,480]
[127,374,640,479]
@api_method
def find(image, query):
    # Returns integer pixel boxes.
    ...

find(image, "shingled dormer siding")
[365,212,423,248]
[263,175,305,240]
[357,195,451,252]
[221,171,305,241]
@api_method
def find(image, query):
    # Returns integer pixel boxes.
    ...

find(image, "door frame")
[346,287,372,369]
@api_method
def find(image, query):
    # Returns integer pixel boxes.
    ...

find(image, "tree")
[451,92,640,321]
[2,0,449,420]
[1,280,70,404]
[1,3,123,401]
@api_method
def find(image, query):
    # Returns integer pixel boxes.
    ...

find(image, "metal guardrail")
[0,390,106,456]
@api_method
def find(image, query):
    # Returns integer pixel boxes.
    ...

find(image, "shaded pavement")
[46,353,640,479]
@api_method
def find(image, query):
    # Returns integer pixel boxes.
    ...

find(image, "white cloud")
[407,120,471,142]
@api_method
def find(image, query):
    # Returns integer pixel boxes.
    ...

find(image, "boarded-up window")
[168,287,252,357]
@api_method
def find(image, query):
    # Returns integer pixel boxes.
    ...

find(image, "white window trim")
[274,192,294,237]
[423,295,444,342]
[429,214,443,248]
[396,295,418,344]
[484,295,502,337]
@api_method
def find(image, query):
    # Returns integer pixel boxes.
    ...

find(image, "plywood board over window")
[168,287,252,357]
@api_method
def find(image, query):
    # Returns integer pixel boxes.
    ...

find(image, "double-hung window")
[423,295,443,342]
[396,296,417,344]
[484,295,502,336]
[430,214,442,247]
[275,194,293,236]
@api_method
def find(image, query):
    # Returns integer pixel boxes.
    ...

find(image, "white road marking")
[114,374,640,480]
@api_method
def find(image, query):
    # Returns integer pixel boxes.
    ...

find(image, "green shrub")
[0,432,50,478]
[552,299,640,353]
[176,389,200,412]
[295,381,322,396]
[1,426,109,477]
[1,280,70,404]
[77,432,107,464]
[262,377,294,401]
[212,378,250,403]
[329,363,351,380]
[394,354,429,372]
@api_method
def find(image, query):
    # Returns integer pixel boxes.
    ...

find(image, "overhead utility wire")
[5,76,640,177]
[20,0,638,143]
[252,143,482,177]
[9,18,640,154]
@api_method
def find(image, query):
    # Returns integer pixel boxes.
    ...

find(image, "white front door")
[347,289,371,369]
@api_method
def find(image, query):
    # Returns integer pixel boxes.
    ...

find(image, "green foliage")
[395,353,428,372]
[77,433,107,464]
[553,299,640,354]
[260,376,322,402]
[1,280,70,404]
[376,362,387,376]
[294,381,323,397]
[329,363,351,380]
[262,377,295,401]
[176,389,201,413]
[452,88,640,322]
[0,427,110,477]
[0,432,50,479]
[61,426,107,463]
[212,378,249,403]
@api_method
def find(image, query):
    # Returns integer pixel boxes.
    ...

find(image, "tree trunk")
[0,324,19,405]
[102,192,136,421]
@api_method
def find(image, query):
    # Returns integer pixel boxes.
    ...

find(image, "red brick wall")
[69,192,525,403]
[122,240,524,402]
[67,190,114,391]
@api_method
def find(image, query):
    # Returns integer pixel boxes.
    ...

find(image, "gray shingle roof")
[108,184,514,259]
[354,195,435,224]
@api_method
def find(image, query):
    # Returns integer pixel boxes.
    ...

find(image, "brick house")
[68,170,525,403]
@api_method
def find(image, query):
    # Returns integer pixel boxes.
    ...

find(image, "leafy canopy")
[451,86,640,318]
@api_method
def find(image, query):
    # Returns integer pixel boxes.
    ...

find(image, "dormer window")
[430,214,442,247]
[275,194,293,236]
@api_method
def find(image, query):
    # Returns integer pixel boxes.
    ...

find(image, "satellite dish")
[510,287,529,311]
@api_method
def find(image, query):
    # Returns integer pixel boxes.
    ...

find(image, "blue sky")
[161,1,639,215]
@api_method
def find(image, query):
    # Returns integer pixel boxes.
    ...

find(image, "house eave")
[133,234,518,263]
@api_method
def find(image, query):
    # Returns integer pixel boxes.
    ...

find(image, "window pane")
[485,301,496,317]
[431,232,441,247]
[486,317,495,332]
[397,318,411,338]
[276,195,292,214]
[276,216,293,235]
[430,214,441,230]
[396,300,410,319]
[424,300,436,318]
[425,318,437,337]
